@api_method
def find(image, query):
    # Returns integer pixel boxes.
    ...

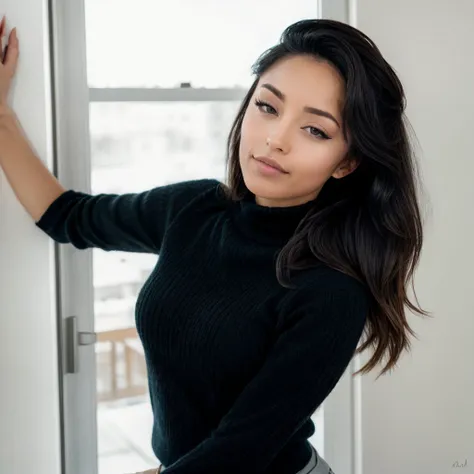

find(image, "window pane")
[90,101,240,473]
[85,0,319,88]
[89,101,238,190]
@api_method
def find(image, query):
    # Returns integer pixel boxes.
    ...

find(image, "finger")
[0,16,6,62]
[4,29,19,73]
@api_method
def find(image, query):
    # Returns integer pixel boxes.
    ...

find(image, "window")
[85,0,320,88]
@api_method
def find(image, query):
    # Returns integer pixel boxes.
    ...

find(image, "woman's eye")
[304,126,330,140]
[253,100,330,140]
[254,99,277,115]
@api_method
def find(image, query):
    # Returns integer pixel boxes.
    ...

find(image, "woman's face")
[239,54,358,207]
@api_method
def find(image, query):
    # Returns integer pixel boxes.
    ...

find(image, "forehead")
[257,55,345,110]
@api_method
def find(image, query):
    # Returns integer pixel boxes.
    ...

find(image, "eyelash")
[253,99,330,140]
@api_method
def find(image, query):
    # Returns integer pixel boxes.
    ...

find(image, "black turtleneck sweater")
[35,178,369,474]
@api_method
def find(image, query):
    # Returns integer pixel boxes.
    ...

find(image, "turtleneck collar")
[230,191,315,246]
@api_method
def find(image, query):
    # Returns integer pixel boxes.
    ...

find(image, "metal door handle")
[65,316,97,374]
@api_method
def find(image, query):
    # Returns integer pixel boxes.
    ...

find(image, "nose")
[266,123,292,154]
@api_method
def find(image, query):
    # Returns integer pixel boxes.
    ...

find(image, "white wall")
[0,1,62,473]
[354,1,474,473]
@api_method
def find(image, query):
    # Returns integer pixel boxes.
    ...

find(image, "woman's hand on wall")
[0,16,19,107]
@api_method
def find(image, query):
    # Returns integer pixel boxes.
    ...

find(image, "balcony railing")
[96,327,148,402]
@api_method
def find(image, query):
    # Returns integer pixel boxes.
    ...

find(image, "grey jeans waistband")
[296,444,335,474]
[159,444,334,474]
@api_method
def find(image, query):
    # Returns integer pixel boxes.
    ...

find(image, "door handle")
[65,316,97,374]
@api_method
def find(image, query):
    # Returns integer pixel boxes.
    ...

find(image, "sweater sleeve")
[34,179,219,253]
[162,287,368,474]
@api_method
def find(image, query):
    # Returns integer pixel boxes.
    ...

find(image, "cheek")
[239,111,259,158]
[292,144,345,187]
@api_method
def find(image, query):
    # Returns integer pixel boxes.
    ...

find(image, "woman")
[0,16,429,474]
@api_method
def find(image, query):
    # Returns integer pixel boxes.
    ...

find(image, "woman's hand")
[0,16,19,108]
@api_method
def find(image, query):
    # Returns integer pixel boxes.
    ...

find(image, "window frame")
[89,87,247,102]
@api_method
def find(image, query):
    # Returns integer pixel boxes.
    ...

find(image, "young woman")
[0,16,428,474]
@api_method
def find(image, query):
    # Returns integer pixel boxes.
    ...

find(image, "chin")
[241,169,287,200]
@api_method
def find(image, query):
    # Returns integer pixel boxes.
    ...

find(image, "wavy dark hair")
[220,19,431,378]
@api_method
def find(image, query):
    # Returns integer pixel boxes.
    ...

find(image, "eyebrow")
[261,83,340,128]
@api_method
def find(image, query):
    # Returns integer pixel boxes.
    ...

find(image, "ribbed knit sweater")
[35,178,368,474]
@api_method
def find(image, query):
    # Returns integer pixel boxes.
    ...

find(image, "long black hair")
[221,19,431,378]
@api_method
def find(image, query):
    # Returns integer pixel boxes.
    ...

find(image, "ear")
[331,157,360,179]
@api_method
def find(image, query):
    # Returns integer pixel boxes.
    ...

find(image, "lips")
[253,155,288,173]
